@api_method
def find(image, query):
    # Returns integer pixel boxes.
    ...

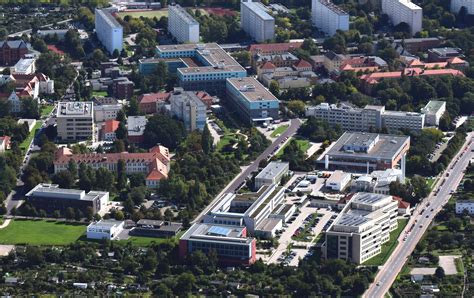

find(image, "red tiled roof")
[102,120,120,134]
[360,68,464,84]
[138,92,170,104]
[260,61,276,70]
[0,135,11,147]
[447,57,467,64]
[47,45,65,55]
[393,196,410,209]
[294,59,312,69]
[249,42,303,54]
[407,59,424,67]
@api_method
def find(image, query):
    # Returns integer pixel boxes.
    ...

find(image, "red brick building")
[0,40,29,66]
[138,92,170,114]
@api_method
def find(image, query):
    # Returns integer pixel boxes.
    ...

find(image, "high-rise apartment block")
[381,0,422,36]
[311,0,349,36]
[95,9,123,54]
[56,102,95,142]
[240,0,275,42]
[170,88,207,131]
[168,4,200,43]
[451,0,474,15]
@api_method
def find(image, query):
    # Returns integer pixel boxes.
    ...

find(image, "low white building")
[11,58,36,75]
[86,220,125,240]
[421,100,446,126]
[17,118,37,132]
[455,200,474,215]
[325,170,351,191]
[255,161,289,189]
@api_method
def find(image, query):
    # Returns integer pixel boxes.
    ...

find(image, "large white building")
[381,0,422,36]
[95,9,123,54]
[324,192,399,264]
[311,0,349,36]
[170,88,207,131]
[240,0,275,42]
[168,4,200,43]
[87,220,125,240]
[56,102,95,142]
[306,103,425,132]
[255,161,289,189]
[451,0,474,15]
[421,100,446,126]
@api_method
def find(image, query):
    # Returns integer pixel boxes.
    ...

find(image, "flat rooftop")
[169,4,199,25]
[429,47,462,56]
[13,58,35,72]
[422,100,445,113]
[25,183,105,201]
[89,220,123,228]
[242,1,274,21]
[96,8,122,29]
[316,0,348,16]
[351,192,390,205]
[57,102,93,118]
[326,132,410,161]
[181,223,252,244]
[227,77,279,102]
[255,162,288,180]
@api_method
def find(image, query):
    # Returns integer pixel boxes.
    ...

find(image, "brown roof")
[138,92,170,104]
[249,42,303,54]
[294,59,312,69]
[260,61,276,70]
[102,120,120,134]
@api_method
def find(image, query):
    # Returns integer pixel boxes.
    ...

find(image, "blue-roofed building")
[156,43,246,95]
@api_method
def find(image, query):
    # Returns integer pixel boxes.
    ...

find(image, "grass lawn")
[363,219,409,266]
[276,137,310,157]
[117,10,168,19]
[40,105,54,117]
[92,91,108,97]
[19,121,42,152]
[271,125,289,138]
[455,257,464,275]
[0,219,86,245]
[217,134,237,151]
[426,178,436,190]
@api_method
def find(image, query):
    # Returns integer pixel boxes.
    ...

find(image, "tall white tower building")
[95,9,123,54]
[168,4,200,43]
[240,0,275,42]
[381,0,422,36]
[311,0,349,36]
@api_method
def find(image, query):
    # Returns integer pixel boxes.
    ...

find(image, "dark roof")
[0,40,30,49]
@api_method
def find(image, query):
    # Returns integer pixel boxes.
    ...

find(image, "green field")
[40,105,54,117]
[276,138,310,157]
[0,219,86,245]
[117,10,168,19]
[363,219,409,266]
[271,125,289,138]
[92,91,108,97]
[19,121,42,152]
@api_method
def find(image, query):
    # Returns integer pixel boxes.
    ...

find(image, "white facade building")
[456,200,474,214]
[421,100,446,126]
[255,161,290,189]
[11,58,36,74]
[241,0,275,42]
[87,220,125,240]
[324,192,399,264]
[170,88,207,131]
[95,9,123,54]
[311,0,349,36]
[381,0,422,36]
[56,102,95,142]
[451,0,474,15]
[325,170,351,191]
[168,4,200,43]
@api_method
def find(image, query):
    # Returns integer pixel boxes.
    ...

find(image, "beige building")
[324,192,398,264]
[56,102,95,142]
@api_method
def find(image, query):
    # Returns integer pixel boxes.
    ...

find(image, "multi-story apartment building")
[26,183,109,215]
[168,4,200,43]
[421,100,446,126]
[56,102,95,142]
[0,40,29,66]
[240,0,275,42]
[381,0,422,36]
[255,162,289,189]
[138,92,170,114]
[54,145,170,188]
[311,0,349,36]
[111,77,134,99]
[226,77,279,124]
[92,97,122,122]
[381,110,425,132]
[179,223,256,265]
[170,88,207,131]
[99,119,120,142]
[451,0,474,15]
[156,43,246,95]
[320,132,410,178]
[95,8,123,54]
[324,192,399,264]
[127,116,147,144]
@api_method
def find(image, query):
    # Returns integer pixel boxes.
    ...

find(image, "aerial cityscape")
[1,0,474,296]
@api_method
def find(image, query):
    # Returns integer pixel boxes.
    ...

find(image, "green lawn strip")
[270,125,289,138]
[92,91,108,97]
[0,219,86,245]
[117,10,168,19]
[40,105,54,117]
[19,121,42,152]
[217,134,237,151]
[426,178,436,190]
[455,257,464,275]
[363,219,409,266]
[276,137,310,157]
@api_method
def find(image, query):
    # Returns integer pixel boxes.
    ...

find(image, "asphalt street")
[364,132,474,297]
[192,118,302,223]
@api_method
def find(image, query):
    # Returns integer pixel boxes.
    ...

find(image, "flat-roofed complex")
[131,219,182,238]
[312,0,349,36]
[95,9,123,54]
[156,43,246,95]
[170,88,207,131]
[381,0,422,36]
[306,103,425,132]
[226,77,279,124]
[421,100,446,126]
[54,145,170,188]
[168,4,200,43]
[11,58,36,75]
[320,132,410,178]
[26,183,109,215]
[87,220,124,240]
[240,0,275,42]
[324,192,399,264]
[179,223,256,265]
[255,161,289,189]
[56,102,95,142]
[451,0,474,15]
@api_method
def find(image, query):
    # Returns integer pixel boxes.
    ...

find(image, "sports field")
[0,219,86,245]
[117,10,168,19]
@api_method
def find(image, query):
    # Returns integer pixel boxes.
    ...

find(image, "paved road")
[364,132,474,297]
[192,118,302,223]
[8,18,73,37]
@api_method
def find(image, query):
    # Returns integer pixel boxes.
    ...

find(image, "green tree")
[435,266,445,279]
[143,114,186,150]
[67,159,78,180]
[117,159,127,190]
[52,170,74,189]
[269,80,280,96]
[21,97,40,119]
[127,97,140,116]
[201,125,213,154]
